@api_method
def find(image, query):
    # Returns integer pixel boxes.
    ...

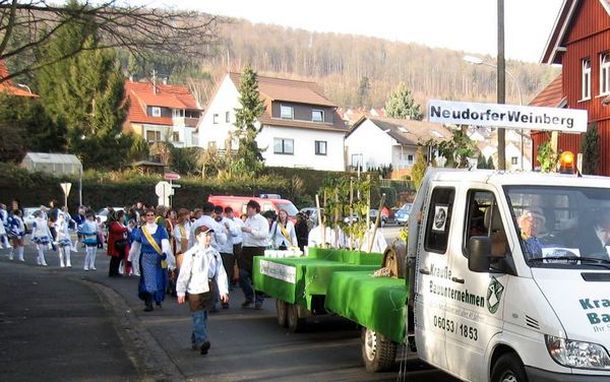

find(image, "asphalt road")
[0,228,459,382]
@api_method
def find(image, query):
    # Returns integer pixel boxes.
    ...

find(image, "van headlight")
[545,335,610,369]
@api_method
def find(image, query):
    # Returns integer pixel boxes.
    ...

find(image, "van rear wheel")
[361,327,396,372]
[276,299,288,327]
[491,353,528,382]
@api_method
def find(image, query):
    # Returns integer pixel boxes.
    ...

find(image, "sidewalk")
[0,257,139,381]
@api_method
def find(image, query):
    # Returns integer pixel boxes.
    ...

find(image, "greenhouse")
[20,152,82,176]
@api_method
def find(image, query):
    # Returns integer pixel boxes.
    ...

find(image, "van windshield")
[276,202,299,217]
[504,185,610,269]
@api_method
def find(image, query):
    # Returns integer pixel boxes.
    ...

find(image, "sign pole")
[497,0,506,170]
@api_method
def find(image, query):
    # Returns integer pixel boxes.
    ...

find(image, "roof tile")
[528,74,564,108]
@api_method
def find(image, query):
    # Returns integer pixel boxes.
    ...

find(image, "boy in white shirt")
[176,225,229,355]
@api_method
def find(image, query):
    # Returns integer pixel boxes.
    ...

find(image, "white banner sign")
[427,99,587,133]
[259,260,296,284]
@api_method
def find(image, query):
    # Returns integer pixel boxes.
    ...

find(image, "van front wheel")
[361,327,396,372]
[491,353,528,382]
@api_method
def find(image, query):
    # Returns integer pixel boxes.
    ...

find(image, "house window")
[407,154,414,165]
[172,132,180,142]
[172,109,185,118]
[145,130,161,142]
[225,111,230,123]
[151,107,161,117]
[582,58,591,100]
[213,113,219,124]
[351,153,363,169]
[315,140,327,155]
[280,105,294,119]
[312,109,324,122]
[601,53,610,95]
[274,138,294,155]
[511,156,518,165]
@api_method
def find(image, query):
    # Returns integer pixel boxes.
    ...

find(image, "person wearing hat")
[517,209,546,258]
[176,224,229,355]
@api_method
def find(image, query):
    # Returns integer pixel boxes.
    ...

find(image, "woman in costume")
[31,210,52,266]
[7,209,25,261]
[129,208,175,312]
[55,212,73,268]
[269,209,297,250]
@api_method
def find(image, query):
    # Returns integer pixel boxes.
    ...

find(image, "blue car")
[395,203,413,225]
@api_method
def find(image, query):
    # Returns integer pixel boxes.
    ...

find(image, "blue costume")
[132,225,169,306]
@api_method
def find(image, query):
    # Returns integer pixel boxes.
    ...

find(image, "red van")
[207,195,299,220]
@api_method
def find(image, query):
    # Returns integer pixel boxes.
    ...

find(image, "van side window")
[424,187,455,254]
[463,190,509,258]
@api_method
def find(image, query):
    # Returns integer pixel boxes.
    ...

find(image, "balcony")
[172,117,200,128]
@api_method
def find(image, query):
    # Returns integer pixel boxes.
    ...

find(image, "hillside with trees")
[184,19,559,108]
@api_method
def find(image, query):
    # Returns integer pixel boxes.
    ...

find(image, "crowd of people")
[0,198,319,357]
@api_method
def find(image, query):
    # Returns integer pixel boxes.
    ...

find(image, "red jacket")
[107,221,128,257]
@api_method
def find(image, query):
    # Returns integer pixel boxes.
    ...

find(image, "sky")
[137,0,565,63]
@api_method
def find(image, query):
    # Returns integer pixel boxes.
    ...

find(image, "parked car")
[96,207,124,224]
[343,208,391,226]
[395,203,413,225]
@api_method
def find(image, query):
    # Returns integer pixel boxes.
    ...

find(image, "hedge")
[0,163,290,211]
[0,163,412,212]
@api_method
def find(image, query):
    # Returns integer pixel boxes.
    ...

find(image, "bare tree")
[0,0,221,83]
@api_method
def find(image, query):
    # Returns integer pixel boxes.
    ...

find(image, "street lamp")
[463,55,527,170]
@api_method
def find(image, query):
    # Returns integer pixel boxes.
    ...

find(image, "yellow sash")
[142,225,167,268]
[279,223,291,243]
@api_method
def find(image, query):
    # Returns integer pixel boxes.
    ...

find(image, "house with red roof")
[0,60,37,97]
[531,0,610,174]
[123,80,202,147]
[197,72,348,171]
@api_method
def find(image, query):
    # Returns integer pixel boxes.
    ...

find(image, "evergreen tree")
[411,147,428,191]
[581,122,600,175]
[486,156,495,170]
[357,76,371,108]
[234,65,265,175]
[0,94,66,152]
[385,82,424,120]
[36,8,131,169]
[477,154,487,169]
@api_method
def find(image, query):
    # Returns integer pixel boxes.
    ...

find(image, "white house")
[345,116,452,176]
[197,72,347,171]
[123,80,202,148]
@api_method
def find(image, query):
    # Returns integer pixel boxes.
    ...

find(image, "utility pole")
[497,0,506,170]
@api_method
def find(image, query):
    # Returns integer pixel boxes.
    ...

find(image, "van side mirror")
[468,236,491,272]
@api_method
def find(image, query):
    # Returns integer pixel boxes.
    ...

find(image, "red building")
[530,0,610,174]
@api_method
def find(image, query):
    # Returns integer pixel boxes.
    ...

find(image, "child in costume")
[176,224,229,355]
[79,212,99,271]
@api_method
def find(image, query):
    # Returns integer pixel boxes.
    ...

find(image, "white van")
[407,168,610,382]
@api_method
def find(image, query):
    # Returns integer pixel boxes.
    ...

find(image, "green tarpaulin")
[325,271,408,343]
[253,248,383,310]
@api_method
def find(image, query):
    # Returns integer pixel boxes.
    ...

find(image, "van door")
[444,188,510,381]
[414,185,456,370]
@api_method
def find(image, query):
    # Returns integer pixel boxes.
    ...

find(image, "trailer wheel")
[491,353,528,382]
[286,303,306,332]
[361,327,397,372]
[276,299,288,327]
